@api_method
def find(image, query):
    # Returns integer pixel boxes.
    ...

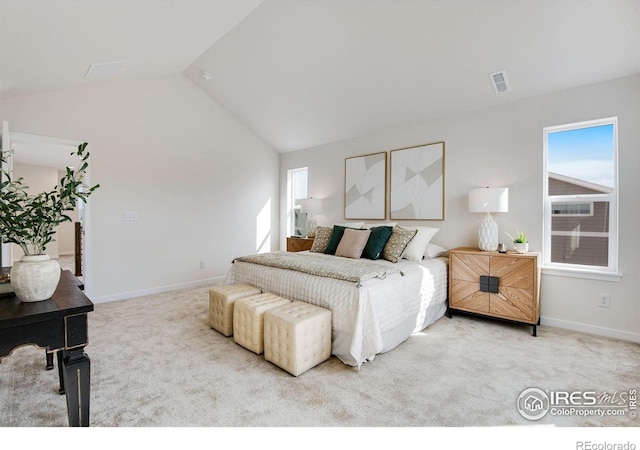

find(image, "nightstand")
[286,237,314,252]
[448,247,541,336]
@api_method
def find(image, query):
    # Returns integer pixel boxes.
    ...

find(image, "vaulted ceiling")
[2,0,640,153]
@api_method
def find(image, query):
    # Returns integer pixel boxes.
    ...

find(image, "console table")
[0,269,93,426]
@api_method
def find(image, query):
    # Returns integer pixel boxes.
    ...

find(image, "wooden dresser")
[448,247,541,335]
[286,237,314,252]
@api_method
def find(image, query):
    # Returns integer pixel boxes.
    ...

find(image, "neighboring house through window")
[543,117,619,278]
[287,167,308,237]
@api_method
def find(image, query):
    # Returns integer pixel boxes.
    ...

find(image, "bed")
[224,249,448,367]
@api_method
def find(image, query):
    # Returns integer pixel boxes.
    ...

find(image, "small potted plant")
[506,230,528,253]
[0,142,99,302]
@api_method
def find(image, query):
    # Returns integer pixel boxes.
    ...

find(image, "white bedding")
[225,252,448,367]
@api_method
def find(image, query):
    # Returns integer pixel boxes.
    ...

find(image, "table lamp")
[300,198,323,238]
[468,187,509,251]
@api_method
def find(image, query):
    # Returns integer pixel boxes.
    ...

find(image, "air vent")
[85,60,128,78]
[489,69,511,94]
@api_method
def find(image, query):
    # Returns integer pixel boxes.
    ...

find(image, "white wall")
[1,74,280,302]
[280,75,640,343]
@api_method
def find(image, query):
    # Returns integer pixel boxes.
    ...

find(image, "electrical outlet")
[199,260,205,269]
[597,293,610,308]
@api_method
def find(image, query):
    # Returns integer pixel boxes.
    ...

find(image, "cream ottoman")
[264,301,332,376]
[209,283,260,337]
[233,293,291,354]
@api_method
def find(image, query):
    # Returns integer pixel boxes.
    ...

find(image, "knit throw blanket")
[233,252,400,285]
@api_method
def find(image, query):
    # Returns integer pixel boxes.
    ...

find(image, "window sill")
[541,266,622,282]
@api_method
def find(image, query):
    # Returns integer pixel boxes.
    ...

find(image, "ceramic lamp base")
[478,213,499,252]
[306,215,318,238]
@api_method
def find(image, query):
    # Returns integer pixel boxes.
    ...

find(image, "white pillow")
[401,226,440,261]
[333,222,365,229]
[361,222,397,229]
[424,243,448,259]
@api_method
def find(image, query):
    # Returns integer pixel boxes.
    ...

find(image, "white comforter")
[225,252,448,367]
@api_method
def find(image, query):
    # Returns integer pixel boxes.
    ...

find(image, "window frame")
[542,117,621,280]
[286,167,308,237]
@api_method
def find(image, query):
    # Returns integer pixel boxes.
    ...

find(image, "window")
[286,167,308,237]
[543,117,618,276]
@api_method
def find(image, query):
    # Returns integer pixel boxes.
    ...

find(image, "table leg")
[57,350,65,394]
[46,351,54,370]
[61,349,91,427]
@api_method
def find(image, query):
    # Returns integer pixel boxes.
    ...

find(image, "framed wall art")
[344,151,387,220]
[390,142,445,220]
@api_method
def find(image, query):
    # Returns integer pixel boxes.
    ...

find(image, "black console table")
[0,269,93,426]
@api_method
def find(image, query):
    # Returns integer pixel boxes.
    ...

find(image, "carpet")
[1,286,638,429]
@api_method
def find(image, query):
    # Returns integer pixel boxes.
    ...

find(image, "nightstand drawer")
[450,280,490,312]
[490,287,535,322]
[490,256,534,290]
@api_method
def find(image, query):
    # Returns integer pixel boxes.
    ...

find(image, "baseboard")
[541,316,640,344]
[91,275,226,304]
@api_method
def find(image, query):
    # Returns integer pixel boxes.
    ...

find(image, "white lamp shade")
[468,187,509,213]
[300,198,323,214]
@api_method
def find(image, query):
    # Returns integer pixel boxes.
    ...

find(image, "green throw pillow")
[324,225,349,255]
[361,226,394,260]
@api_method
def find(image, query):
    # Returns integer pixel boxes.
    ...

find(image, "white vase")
[10,255,61,302]
[513,242,529,254]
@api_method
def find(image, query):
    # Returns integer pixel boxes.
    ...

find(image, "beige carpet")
[1,286,638,429]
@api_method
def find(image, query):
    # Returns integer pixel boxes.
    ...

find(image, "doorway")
[1,123,92,289]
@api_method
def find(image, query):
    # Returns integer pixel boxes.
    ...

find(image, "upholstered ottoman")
[209,283,260,337]
[264,301,332,376]
[233,293,291,354]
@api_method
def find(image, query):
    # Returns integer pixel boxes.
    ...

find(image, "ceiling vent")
[85,60,128,78]
[489,69,511,94]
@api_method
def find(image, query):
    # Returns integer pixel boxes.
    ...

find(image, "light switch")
[123,210,137,221]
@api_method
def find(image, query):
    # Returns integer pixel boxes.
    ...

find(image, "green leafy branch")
[0,142,100,255]
[506,230,527,243]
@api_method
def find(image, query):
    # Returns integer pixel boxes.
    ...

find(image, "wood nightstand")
[447,247,541,336]
[286,237,314,252]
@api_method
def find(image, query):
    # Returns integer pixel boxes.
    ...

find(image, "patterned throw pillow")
[382,226,418,263]
[310,227,332,253]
